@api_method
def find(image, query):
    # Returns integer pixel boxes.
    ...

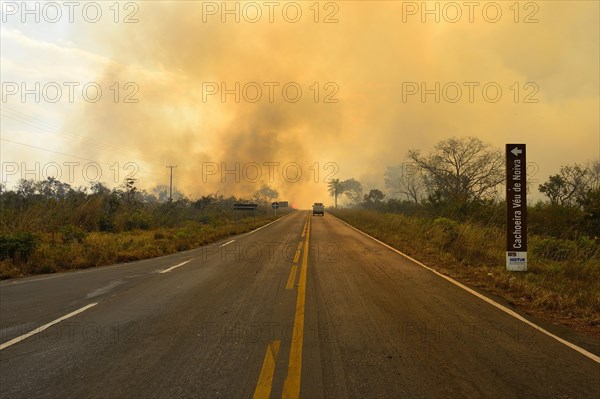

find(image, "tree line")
[327,137,600,238]
[0,178,281,234]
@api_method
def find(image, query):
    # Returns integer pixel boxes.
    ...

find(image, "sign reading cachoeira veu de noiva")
[506,144,527,271]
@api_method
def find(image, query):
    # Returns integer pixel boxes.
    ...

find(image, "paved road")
[1,211,598,398]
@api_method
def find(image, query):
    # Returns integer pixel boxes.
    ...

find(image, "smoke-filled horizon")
[2,1,599,208]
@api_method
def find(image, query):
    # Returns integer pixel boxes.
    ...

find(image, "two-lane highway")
[1,211,598,398]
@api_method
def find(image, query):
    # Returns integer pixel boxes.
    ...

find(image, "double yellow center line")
[253,214,311,399]
[285,242,303,289]
[282,215,310,399]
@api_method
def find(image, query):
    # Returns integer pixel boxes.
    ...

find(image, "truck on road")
[312,202,325,216]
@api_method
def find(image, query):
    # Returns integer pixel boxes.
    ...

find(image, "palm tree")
[327,179,342,208]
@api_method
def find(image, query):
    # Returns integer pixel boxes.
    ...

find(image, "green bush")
[123,212,152,230]
[98,215,115,232]
[531,237,577,261]
[174,229,192,240]
[59,224,88,243]
[529,203,584,239]
[0,232,38,261]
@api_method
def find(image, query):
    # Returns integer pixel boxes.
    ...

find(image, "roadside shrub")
[529,235,599,262]
[0,232,38,262]
[574,236,599,260]
[174,229,192,240]
[59,224,88,243]
[121,211,152,231]
[531,237,577,261]
[84,233,118,266]
[529,203,584,239]
[428,217,459,249]
[98,215,115,232]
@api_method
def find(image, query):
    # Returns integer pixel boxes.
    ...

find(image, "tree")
[340,178,363,206]
[121,178,138,203]
[384,163,424,204]
[192,195,214,211]
[539,175,567,206]
[15,179,36,198]
[90,182,110,195]
[539,163,590,208]
[408,137,504,205]
[152,185,183,202]
[581,187,600,236]
[365,189,385,202]
[587,160,600,191]
[327,178,363,207]
[363,189,385,209]
[327,178,342,208]
[253,184,278,203]
[34,177,73,200]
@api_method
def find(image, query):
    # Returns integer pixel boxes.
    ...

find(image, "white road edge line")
[159,259,192,274]
[220,240,236,248]
[331,214,600,364]
[0,303,98,351]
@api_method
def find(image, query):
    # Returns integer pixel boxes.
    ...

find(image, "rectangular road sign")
[278,201,289,208]
[234,203,258,210]
[506,144,527,271]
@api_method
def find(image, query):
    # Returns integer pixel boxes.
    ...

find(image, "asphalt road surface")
[1,211,599,398]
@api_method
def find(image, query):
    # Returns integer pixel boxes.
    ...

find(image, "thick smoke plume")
[66,2,599,207]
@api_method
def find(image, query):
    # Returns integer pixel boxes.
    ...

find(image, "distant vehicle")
[312,202,324,216]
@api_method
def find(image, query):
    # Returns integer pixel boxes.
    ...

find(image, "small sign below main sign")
[506,144,527,271]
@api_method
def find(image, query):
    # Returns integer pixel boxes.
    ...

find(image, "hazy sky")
[2,1,599,207]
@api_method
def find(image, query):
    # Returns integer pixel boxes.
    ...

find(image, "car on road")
[312,202,325,216]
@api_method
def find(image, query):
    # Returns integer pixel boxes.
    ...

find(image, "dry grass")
[0,216,279,279]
